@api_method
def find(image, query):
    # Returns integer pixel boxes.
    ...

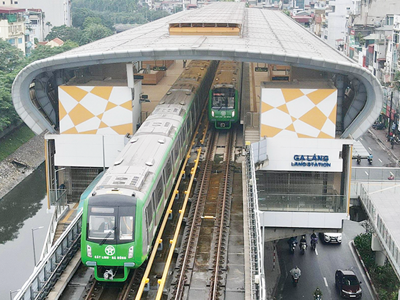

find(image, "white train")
[80,60,218,281]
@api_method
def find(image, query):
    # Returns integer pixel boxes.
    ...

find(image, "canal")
[0,164,52,300]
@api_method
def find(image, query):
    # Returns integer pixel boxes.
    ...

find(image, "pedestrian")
[183,60,187,68]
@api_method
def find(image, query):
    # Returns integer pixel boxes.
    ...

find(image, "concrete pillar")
[371,233,386,266]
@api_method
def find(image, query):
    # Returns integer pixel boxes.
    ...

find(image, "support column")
[371,233,386,266]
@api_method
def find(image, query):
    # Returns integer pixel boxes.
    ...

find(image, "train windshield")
[212,88,235,110]
[87,205,135,244]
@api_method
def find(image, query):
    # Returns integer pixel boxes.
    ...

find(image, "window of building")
[31,20,38,25]
[8,38,15,45]
[18,38,22,44]
[387,15,394,26]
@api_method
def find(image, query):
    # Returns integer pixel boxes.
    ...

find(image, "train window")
[88,215,115,240]
[212,88,235,109]
[145,196,154,228]
[155,178,164,203]
[119,206,135,241]
[119,216,134,240]
[182,121,187,138]
[165,157,172,177]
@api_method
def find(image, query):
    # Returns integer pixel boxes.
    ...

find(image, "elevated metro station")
[11,2,383,298]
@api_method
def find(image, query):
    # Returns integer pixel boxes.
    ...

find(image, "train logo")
[105,245,115,256]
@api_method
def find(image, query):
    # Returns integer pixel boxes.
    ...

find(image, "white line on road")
[368,147,372,152]
[365,171,369,176]
[315,248,318,255]
[379,158,382,163]
[323,277,328,287]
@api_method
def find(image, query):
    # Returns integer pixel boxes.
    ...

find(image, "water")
[0,164,52,299]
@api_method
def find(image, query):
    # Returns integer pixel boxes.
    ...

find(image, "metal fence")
[246,148,266,300]
[14,210,82,300]
[357,182,400,281]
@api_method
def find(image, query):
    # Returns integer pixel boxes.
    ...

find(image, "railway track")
[168,129,236,300]
[60,117,243,300]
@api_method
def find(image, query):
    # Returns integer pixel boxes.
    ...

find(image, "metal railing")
[356,182,400,281]
[39,189,69,262]
[246,148,266,300]
[14,210,82,300]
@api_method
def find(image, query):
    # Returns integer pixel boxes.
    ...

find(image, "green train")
[208,61,242,129]
[80,60,218,282]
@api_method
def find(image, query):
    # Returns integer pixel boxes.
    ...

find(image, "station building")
[12,2,382,239]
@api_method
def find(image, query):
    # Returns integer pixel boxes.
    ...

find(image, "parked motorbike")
[300,241,307,254]
[372,122,386,130]
[311,236,318,251]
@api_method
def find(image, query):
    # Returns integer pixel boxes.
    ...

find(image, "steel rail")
[210,131,233,299]
[135,110,208,300]
[173,129,216,299]
[155,145,203,299]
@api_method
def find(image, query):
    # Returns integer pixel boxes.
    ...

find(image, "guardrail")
[356,182,400,280]
[14,211,82,300]
[39,189,69,262]
[246,147,266,300]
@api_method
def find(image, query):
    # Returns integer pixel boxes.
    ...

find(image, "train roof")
[212,61,241,89]
[94,131,173,196]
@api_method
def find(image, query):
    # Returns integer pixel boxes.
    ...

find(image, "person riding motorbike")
[310,232,318,250]
[356,154,361,164]
[313,287,323,299]
[299,235,307,253]
[290,266,301,286]
[300,235,307,247]
[288,236,298,252]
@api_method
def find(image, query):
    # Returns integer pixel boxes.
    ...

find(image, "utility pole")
[388,91,393,141]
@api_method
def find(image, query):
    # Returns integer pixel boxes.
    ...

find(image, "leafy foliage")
[354,233,400,299]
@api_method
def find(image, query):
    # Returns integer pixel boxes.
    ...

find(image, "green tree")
[0,39,24,73]
[80,23,113,45]
[45,25,82,44]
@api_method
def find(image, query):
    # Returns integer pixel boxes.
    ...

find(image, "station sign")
[153,66,167,71]
[255,67,268,72]
[291,154,331,167]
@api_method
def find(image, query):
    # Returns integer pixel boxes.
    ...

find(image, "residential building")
[0,6,26,54]
[15,0,71,37]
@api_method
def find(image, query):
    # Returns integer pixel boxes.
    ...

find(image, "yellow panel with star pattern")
[260,88,337,139]
[58,86,133,135]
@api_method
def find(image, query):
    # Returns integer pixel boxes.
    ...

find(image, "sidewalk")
[368,127,400,165]
[264,241,280,300]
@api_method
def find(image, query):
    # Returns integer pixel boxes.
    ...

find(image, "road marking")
[368,147,372,151]
[315,248,318,255]
[360,137,363,141]
[379,158,382,163]
[323,277,328,287]
[364,171,369,176]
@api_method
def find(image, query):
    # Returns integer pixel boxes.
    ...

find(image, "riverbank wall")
[0,131,46,200]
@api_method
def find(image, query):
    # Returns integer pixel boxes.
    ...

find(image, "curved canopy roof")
[12,2,382,139]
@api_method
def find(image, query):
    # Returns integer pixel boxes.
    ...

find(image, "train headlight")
[128,246,134,258]
[211,111,214,117]
[87,245,92,258]
[232,111,235,117]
